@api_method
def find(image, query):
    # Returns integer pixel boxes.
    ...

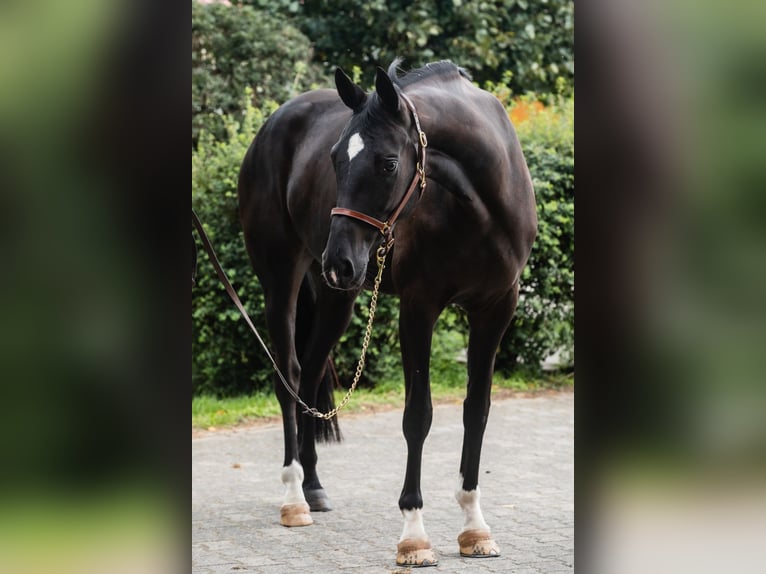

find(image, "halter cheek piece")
[330,93,428,251]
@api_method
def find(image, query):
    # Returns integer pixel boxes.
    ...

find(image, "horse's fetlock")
[398,493,423,511]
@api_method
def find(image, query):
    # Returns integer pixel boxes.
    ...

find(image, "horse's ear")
[335,68,366,111]
[375,66,400,114]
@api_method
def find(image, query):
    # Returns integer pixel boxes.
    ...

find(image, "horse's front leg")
[395,299,441,567]
[456,289,517,557]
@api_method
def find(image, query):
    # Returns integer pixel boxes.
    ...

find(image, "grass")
[192,370,573,430]
[193,300,573,431]
[192,390,283,429]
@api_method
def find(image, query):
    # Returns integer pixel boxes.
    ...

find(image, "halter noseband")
[330,93,428,249]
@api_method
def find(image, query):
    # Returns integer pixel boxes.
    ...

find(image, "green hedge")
[192,2,326,145]
[495,94,574,373]
[192,96,275,396]
[247,0,574,96]
[194,1,573,145]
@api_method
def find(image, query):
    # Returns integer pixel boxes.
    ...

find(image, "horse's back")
[238,89,337,211]
[238,89,347,261]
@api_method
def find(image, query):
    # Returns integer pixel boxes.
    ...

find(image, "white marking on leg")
[281,460,306,505]
[455,474,490,533]
[346,132,364,162]
[399,508,429,542]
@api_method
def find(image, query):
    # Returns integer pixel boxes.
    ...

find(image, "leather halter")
[330,93,428,248]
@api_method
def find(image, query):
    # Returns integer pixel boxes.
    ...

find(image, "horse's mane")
[387,58,472,88]
[356,60,471,129]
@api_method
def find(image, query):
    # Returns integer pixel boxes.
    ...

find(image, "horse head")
[322,66,424,291]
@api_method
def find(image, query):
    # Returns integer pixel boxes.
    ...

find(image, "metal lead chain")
[301,242,388,420]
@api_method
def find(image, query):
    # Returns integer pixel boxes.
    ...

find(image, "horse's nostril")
[338,257,355,282]
[323,253,356,288]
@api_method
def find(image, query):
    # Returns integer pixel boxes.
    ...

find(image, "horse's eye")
[383,159,398,173]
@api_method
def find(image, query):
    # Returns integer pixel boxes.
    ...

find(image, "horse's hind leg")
[296,273,357,511]
[456,288,518,557]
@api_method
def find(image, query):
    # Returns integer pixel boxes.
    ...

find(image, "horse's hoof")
[303,488,332,512]
[396,539,438,567]
[458,529,500,558]
[280,502,313,527]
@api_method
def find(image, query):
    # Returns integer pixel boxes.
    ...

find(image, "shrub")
[248,0,574,96]
[495,93,574,372]
[192,93,278,396]
[192,1,327,145]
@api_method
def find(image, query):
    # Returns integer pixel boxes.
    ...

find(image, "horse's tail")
[295,276,343,444]
[314,357,342,443]
[295,359,342,444]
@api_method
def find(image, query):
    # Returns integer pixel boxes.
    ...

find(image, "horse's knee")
[272,357,301,399]
[402,403,433,442]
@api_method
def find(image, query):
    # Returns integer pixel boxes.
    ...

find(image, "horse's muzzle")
[323,254,357,290]
[322,243,370,291]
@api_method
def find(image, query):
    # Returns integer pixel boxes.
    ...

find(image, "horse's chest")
[388,232,516,298]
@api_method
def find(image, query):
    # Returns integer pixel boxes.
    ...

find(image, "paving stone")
[193,393,573,573]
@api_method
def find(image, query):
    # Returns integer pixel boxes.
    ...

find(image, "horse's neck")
[414,98,505,196]
[410,90,499,164]
[408,85,535,253]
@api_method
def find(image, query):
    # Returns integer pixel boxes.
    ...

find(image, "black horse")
[237,60,537,566]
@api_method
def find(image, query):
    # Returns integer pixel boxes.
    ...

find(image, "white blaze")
[347,132,365,162]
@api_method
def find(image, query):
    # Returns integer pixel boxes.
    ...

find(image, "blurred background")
[0,0,764,572]
[577,0,766,572]
[0,0,185,572]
